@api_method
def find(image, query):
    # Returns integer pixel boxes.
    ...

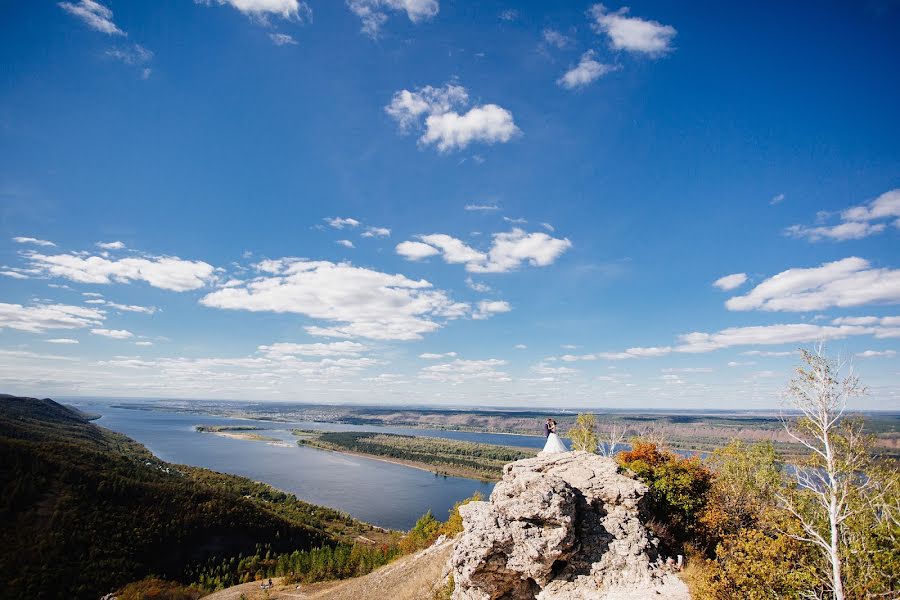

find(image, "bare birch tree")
[597,422,627,457]
[776,345,866,600]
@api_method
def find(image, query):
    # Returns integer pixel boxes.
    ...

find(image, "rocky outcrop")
[449,452,690,600]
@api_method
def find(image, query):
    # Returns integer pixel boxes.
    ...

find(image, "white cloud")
[541,222,555,232]
[469,229,572,273]
[0,303,104,333]
[91,328,134,339]
[418,234,485,263]
[24,251,216,292]
[1,271,29,279]
[386,83,520,152]
[347,0,439,37]
[832,316,900,326]
[96,240,126,250]
[661,367,713,373]
[59,0,124,35]
[396,241,441,260]
[12,237,56,247]
[259,341,368,358]
[269,32,298,45]
[464,203,500,211]
[770,193,785,205]
[558,50,619,89]
[419,351,457,360]
[325,216,361,229]
[741,350,795,357]
[499,9,518,21]
[725,257,900,312]
[200,258,468,341]
[713,272,748,291]
[786,189,899,242]
[336,239,355,249]
[106,44,153,65]
[362,226,391,237]
[727,361,755,367]
[134,341,154,346]
[465,277,491,293]
[514,344,527,349]
[542,28,571,48]
[199,0,311,21]
[419,358,510,384]
[855,349,896,358]
[46,338,80,344]
[98,300,157,314]
[473,300,511,320]
[532,362,578,376]
[785,221,886,242]
[396,229,571,273]
[589,3,676,56]
[503,216,527,225]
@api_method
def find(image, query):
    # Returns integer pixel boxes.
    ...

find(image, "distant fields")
[295,430,537,480]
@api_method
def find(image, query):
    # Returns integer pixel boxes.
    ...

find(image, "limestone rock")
[449,452,690,600]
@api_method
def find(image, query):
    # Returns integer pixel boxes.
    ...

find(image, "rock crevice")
[448,452,690,600]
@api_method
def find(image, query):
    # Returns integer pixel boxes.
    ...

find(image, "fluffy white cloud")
[347,0,439,37]
[362,226,391,238]
[1,271,29,279]
[96,240,126,250]
[396,241,441,260]
[200,259,468,340]
[336,239,355,249]
[46,338,80,344]
[199,0,311,20]
[741,350,795,357]
[386,83,520,152]
[59,0,124,35]
[464,203,499,211]
[558,51,619,89]
[91,328,134,339]
[725,257,900,312]
[134,341,154,346]
[325,216,361,229]
[418,234,485,263]
[713,272,748,291]
[106,45,153,65]
[398,229,571,273]
[832,316,900,326]
[469,229,572,273]
[419,351,457,359]
[465,277,491,293]
[589,3,676,56]
[0,303,104,333]
[786,189,900,242]
[258,341,368,357]
[542,28,571,49]
[269,32,298,45]
[473,300,511,320]
[24,251,216,292]
[855,349,896,358]
[514,344,527,349]
[419,358,510,384]
[12,237,56,247]
[770,193,786,205]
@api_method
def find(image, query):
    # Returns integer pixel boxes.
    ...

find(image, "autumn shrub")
[116,578,203,600]
[440,491,484,537]
[617,441,713,549]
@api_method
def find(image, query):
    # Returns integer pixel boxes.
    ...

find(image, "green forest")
[0,395,390,599]
[295,430,537,480]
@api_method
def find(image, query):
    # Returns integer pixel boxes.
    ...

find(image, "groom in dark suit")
[543,418,551,438]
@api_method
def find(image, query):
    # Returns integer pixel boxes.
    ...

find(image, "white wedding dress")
[541,432,568,454]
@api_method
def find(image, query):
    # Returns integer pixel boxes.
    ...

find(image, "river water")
[66,400,508,530]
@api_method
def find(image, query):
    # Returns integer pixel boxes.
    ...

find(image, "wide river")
[66,400,551,530]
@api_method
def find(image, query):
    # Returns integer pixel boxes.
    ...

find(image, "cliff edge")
[448,451,690,600]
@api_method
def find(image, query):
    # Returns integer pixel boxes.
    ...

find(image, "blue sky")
[1,0,898,409]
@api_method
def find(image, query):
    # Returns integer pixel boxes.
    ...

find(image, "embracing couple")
[541,418,568,454]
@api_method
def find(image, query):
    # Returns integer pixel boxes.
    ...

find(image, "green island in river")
[294,430,538,481]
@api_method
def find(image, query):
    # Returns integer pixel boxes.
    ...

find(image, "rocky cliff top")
[448,451,691,600]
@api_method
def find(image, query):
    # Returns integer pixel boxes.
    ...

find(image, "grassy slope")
[0,395,385,600]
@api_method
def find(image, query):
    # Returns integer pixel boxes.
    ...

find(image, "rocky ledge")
[448,451,690,600]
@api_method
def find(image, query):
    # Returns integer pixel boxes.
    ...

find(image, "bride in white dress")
[541,418,568,454]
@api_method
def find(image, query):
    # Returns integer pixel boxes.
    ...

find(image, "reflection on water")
[69,401,494,531]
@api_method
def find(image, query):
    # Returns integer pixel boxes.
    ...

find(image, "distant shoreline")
[304,445,501,482]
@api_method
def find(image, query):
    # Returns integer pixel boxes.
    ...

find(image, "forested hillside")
[0,395,381,600]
